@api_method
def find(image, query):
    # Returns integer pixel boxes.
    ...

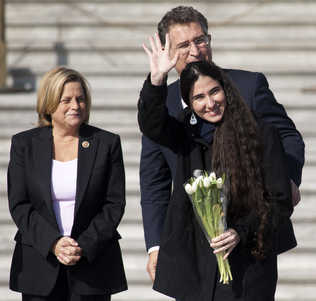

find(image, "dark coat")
[140,69,304,252]
[138,77,297,301]
[7,124,127,296]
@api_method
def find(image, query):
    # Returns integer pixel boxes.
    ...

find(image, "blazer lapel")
[32,127,57,221]
[75,125,98,214]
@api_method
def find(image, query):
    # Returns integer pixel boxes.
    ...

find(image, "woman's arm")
[231,123,294,250]
[138,75,184,151]
[8,135,61,259]
[138,33,184,150]
[260,123,293,220]
[76,135,126,263]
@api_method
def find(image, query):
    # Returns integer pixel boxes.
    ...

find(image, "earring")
[190,112,197,125]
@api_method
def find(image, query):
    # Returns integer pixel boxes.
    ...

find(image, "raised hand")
[143,33,179,86]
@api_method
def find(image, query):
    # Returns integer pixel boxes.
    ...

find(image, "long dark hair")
[180,61,271,259]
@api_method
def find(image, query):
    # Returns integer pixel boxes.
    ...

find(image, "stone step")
[4,72,316,93]
[0,164,141,200]
[6,25,316,51]
[0,88,316,110]
[6,49,316,76]
[1,163,316,208]
[1,217,315,255]
[0,137,141,167]
[0,172,315,219]
[1,283,316,301]
[0,248,315,299]
[1,250,316,286]
[1,179,315,223]
[0,190,144,226]
[0,106,313,139]
[0,286,174,301]
[1,285,316,301]
[6,2,316,26]
[3,132,316,167]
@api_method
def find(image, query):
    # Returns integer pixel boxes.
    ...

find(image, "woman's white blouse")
[51,159,77,236]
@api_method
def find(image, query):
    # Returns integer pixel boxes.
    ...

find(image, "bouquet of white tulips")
[184,170,232,284]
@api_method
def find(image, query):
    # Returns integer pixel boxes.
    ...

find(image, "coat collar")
[32,126,57,223]
[74,124,98,215]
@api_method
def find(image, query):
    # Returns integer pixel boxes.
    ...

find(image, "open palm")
[143,33,179,85]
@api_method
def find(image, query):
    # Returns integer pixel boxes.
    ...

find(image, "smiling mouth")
[66,114,81,117]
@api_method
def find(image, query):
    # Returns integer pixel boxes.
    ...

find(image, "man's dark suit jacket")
[140,69,305,251]
[8,124,127,296]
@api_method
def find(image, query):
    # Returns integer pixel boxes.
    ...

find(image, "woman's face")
[51,81,87,131]
[190,75,226,123]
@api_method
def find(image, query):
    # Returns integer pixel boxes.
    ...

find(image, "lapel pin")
[82,141,90,148]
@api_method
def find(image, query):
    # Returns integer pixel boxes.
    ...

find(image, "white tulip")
[209,172,216,183]
[196,175,203,182]
[216,178,223,189]
[203,177,211,188]
[192,180,198,192]
[184,183,194,195]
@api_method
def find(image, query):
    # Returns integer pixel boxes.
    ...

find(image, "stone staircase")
[0,1,315,300]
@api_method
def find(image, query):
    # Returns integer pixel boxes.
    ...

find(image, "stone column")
[0,0,6,88]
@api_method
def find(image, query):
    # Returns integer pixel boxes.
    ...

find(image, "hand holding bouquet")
[184,170,233,284]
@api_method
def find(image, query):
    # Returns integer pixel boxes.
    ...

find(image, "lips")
[66,113,80,117]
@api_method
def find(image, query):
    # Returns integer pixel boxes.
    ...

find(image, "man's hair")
[158,6,208,45]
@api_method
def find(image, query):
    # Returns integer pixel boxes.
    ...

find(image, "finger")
[62,236,78,247]
[170,50,180,66]
[211,233,232,246]
[142,43,152,58]
[148,266,156,283]
[211,232,230,243]
[155,32,162,51]
[58,257,76,266]
[164,33,170,52]
[149,35,157,53]
[69,255,81,263]
[223,246,235,260]
[180,48,190,61]
[213,241,235,254]
[146,261,156,283]
[63,246,82,256]
[57,254,70,265]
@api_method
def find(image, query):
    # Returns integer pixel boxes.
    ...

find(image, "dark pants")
[22,266,111,301]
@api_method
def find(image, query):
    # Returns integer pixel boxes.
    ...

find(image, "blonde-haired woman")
[8,67,127,301]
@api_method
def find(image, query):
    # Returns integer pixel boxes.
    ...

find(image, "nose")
[70,98,80,109]
[206,96,216,109]
[189,41,200,57]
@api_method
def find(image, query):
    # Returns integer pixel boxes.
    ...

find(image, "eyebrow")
[176,34,205,47]
[191,93,204,101]
[209,86,220,94]
[191,86,220,100]
[61,94,84,99]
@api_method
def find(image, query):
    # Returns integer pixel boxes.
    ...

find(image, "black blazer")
[8,124,127,296]
[140,69,305,251]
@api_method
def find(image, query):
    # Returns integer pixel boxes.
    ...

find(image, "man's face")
[168,22,212,74]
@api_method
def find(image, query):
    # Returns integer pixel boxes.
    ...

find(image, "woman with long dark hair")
[138,34,296,301]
